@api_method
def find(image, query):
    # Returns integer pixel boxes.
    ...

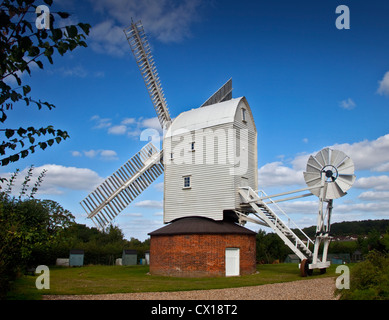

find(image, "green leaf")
[17,128,27,136]
[23,85,31,95]
[10,154,19,163]
[10,91,19,102]
[78,23,91,35]
[66,25,78,38]
[57,42,68,55]
[39,142,47,150]
[35,60,43,69]
[21,150,29,158]
[51,28,62,41]
[5,129,15,139]
[47,139,54,146]
[20,36,33,50]
[57,12,70,19]
[28,46,40,57]
[1,158,10,166]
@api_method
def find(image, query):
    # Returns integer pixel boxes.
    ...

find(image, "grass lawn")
[7,263,341,300]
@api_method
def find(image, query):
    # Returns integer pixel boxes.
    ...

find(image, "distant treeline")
[31,223,151,266]
[258,219,389,264]
[296,219,389,238]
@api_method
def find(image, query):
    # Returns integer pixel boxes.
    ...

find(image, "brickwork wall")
[150,233,256,277]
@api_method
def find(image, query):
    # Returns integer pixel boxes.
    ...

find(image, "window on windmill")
[183,176,191,189]
[191,142,195,151]
[241,108,247,122]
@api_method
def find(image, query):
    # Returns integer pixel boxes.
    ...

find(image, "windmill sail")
[200,78,233,108]
[80,142,164,230]
[123,20,171,129]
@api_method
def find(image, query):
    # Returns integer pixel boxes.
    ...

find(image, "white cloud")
[78,149,118,161]
[354,175,389,191]
[291,134,389,173]
[58,65,88,78]
[377,71,389,96]
[91,114,163,140]
[71,151,82,157]
[99,150,119,160]
[121,212,143,217]
[258,161,304,188]
[91,115,112,129]
[91,0,204,44]
[89,20,128,57]
[141,117,161,132]
[134,200,163,208]
[339,98,356,110]
[84,149,98,158]
[331,134,389,172]
[121,118,136,125]
[358,191,389,201]
[120,218,164,241]
[277,200,317,215]
[0,164,104,196]
[108,125,127,135]
[154,182,164,192]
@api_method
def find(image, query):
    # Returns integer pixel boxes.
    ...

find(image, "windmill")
[80,20,356,277]
[80,19,247,230]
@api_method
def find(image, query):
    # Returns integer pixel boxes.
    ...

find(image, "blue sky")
[2,0,389,241]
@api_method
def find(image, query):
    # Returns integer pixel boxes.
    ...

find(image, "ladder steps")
[238,188,313,261]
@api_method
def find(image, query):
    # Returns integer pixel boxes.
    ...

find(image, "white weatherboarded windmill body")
[163,96,258,223]
[80,20,356,277]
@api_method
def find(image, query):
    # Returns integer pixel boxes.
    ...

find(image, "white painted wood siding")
[163,97,257,223]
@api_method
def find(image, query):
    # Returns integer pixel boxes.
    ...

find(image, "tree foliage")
[0,167,75,298]
[54,224,151,266]
[256,230,292,263]
[336,251,389,300]
[0,0,91,167]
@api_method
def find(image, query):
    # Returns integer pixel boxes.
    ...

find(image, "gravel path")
[43,277,338,300]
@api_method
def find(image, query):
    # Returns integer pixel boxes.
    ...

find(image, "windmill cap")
[165,97,251,137]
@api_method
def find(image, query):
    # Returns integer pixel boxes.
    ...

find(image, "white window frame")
[241,108,247,123]
[183,175,191,189]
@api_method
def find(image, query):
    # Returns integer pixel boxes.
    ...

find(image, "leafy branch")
[0,126,69,166]
[0,0,91,167]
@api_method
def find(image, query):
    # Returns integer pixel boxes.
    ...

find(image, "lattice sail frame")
[123,20,171,129]
[80,142,163,230]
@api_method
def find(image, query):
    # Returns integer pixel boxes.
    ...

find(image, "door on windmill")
[225,248,240,276]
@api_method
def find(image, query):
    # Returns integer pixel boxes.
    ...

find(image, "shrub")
[337,251,389,300]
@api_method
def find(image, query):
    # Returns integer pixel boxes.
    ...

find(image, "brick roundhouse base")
[148,217,257,277]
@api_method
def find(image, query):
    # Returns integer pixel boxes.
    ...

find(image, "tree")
[0,167,75,298]
[256,230,291,263]
[0,0,90,167]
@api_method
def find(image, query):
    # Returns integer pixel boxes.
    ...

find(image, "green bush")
[337,251,389,300]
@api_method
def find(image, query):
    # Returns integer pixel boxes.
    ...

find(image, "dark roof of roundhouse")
[148,216,256,236]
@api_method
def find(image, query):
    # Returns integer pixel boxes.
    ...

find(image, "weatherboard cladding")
[163,97,257,223]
